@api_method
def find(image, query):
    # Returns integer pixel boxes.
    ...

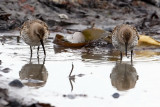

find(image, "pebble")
[9,100,21,107]
[63,94,76,99]
[1,68,10,73]
[9,79,24,88]
[112,93,120,98]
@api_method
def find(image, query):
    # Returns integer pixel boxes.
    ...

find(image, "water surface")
[0,32,160,107]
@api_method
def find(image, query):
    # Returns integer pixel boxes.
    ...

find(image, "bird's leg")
[30,46,32,58]
[40,39,46,56]
[37,46,40,57]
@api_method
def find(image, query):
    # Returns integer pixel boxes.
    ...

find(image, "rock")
[8,100,21,107]
[66,32,85,43]
[77,74,85,77]
[0,87,54,107]
[30,103,55,107]
[63,94,87,99]
[0,20,9,30]
[0,88,9,106]
[0,8,11,30]
[112,93,120,98]
[1,68,11,73]
[53,34,87,48]
[58,14,69,19]
[0,10,11,21]
[63,94,76,99]
[9,79,24,88]
[142,0,160,7]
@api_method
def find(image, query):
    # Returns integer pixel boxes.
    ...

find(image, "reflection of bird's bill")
[110,62,138,91]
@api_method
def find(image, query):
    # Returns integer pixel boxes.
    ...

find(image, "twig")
[69,62,74,77]
[69,62,75,91]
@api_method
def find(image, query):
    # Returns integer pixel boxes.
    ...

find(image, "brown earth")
[0,0,160,37]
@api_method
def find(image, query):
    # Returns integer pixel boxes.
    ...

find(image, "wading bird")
[111,24,139,61]
[20,19,49,57]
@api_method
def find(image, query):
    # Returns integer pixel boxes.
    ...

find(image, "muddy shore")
[0,0,160,35]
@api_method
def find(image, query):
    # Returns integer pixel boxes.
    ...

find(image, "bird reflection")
[110,62,138,91]
[19,57,48,88]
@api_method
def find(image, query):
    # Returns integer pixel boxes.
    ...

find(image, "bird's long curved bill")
[40,39,46,55]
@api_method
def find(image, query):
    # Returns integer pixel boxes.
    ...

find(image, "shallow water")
[0,31,160,107]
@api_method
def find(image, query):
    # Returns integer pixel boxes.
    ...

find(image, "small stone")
[63,94,76,99]
[31,103,54,107]
[77,74,85,77]
[9,79,24,88]
[112,93,120,98]
[1,68,10,73]
[9,100,21,107]
[67,95,76,99]
[58,14,69,19]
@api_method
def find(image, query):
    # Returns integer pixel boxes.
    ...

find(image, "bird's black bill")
[30,46,33,63]
[37,46,40,56]
[125,43,128,57]
[40,39,46,55]
[131,50,133,63]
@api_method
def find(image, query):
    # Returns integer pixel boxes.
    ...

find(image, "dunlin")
[20,19,49,57]
[111,24,139,61]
